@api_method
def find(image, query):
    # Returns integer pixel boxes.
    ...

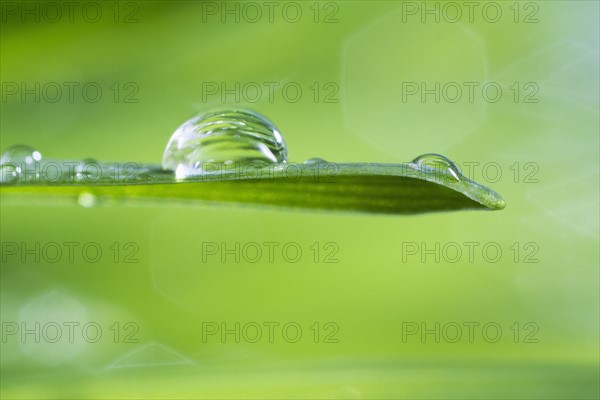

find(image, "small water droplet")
[411,153,462,181]
[78,192,97,208]
[304,157,328,164]
[0,145,42,165]
[74,158,101,182]
[0,145,43,184]
[162,109,287,179]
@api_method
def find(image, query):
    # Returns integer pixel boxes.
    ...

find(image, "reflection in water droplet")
[411,153,462,181]
[0,145,43,184]
[78,192,97,208]
[161,109,287,179]
[304,157,328,164]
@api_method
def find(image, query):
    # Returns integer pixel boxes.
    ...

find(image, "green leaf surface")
[0,162,505,214]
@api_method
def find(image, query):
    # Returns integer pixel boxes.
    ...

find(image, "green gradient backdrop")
[1,1,598,398]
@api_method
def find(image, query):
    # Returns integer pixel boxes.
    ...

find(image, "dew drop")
[161,109,287,179]
[78,192,97,208]
[0,145,42,166]
[304,157,328,164]
[0,145,43,184]
[411,153,463,181]
[74,158,101,182]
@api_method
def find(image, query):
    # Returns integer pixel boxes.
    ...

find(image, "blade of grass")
[0,162,505,215]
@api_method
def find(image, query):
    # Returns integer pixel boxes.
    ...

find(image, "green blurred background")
[1,1,598,398]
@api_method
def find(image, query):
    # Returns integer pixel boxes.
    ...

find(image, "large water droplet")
[411,153,462,181]
[162,109,287,179]
[0,145,43,184]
